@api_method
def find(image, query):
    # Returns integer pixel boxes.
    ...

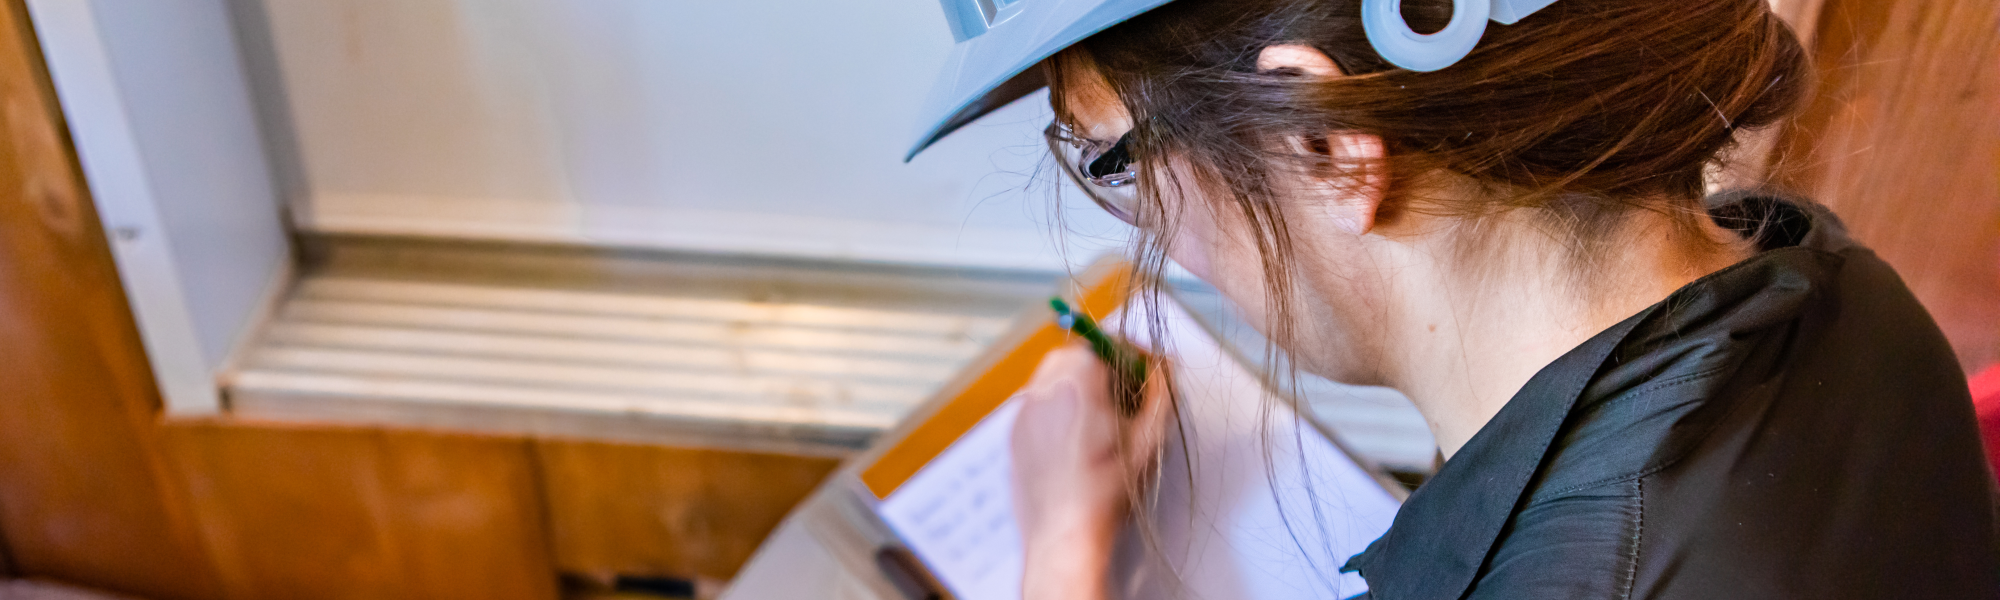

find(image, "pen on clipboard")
[1050,297,1149,417]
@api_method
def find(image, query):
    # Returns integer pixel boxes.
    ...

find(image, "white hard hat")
[905,0,1561,161]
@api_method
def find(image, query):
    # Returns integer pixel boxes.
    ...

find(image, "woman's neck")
[1378,208,1752,459]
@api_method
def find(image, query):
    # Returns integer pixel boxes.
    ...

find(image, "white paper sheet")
[877,299,1401,600]
[876,399,1026,600]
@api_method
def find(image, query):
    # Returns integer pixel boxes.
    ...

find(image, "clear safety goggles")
[1044,122,1140,225]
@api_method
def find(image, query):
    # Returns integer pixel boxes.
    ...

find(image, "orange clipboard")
[858,258,1135,500]
[728,257,1400,600]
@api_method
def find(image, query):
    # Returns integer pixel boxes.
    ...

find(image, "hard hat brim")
[905,0,1176,162]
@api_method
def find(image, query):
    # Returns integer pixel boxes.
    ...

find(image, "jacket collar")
[1340,309,1649,600]
[1340,196,1844,600]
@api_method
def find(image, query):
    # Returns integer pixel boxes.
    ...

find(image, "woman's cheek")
[1161,229,1213,282]
[1159,216,1273,333]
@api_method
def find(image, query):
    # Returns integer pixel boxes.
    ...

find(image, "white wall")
[29,0,291,413]
[256,0,1128,271]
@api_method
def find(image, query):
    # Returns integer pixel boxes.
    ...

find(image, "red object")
[1972,364,2000,480]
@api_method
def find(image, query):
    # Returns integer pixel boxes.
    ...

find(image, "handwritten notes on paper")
[876,400,1025,600]
[876,300,1401,599]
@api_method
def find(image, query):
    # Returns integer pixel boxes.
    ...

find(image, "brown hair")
[1048,0,1810,358]
[1048,1,1810,590]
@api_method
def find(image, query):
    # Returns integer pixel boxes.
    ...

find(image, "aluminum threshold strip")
[228,271,1025,456]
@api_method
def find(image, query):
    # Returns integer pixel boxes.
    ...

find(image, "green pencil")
[1049,297,1149,416]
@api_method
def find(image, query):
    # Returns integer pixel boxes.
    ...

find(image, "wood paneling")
[0,0,827,596]
[0,0,226,596]
[535,441,839,582]
[1772,0,2000,370]
[162,423,556,600]
[0,523,12,577]
[1768,0,1829,47]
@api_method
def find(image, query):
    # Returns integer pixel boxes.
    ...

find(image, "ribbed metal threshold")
[225,237,1052,456]
[227,236,1436,468]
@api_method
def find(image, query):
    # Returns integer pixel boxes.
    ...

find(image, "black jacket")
[1343,195,2000,599]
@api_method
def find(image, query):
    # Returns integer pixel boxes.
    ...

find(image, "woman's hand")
[1012,342,1171,600]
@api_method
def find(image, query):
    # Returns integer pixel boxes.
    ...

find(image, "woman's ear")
[1258,44,1385,236]
[1319,132,1388,236]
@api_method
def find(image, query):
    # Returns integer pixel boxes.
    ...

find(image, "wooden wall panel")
[0,521,12,577]
[0,0,225,596]
[0,4,836,578]
[535,440,839,582]
[0,1,573,597]
[1772,0,2000,370]
[162,423,557,600]
[1768,0,1828,46]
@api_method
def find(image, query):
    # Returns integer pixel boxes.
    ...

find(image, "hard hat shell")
[905,0,1560,162]
[905,0,1174,162]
